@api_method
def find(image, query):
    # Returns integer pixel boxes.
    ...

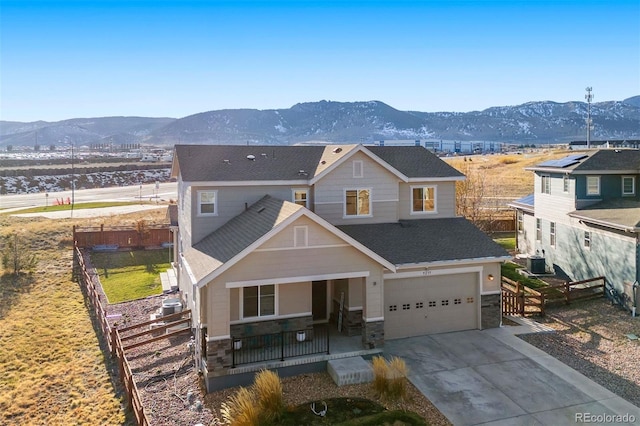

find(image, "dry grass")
[253,369,285,422]
[221,386,260,426]
[445,149,575,199]
[0,209,167,426]
[371,355,408,401]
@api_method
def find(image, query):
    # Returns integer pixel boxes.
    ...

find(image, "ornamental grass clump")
[220,387,259,426]
[221,369,284,425]
[253,369,284,422]
[371,355,408,401]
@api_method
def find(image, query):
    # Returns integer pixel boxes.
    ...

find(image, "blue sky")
[1,0,638,122]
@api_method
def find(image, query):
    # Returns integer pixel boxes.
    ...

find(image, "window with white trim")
[622,176,635,196]
[517,211,524,233]
[550,222,556,247]
[242,285,275,318]
[584,231,591,249]
[345,189,371,216]
[353,160,363,178]
[292,189,308,207]
[411,186,436,213]
[586,176,600,196]
[535,218,542,241]
[541,175,551,194]
[563,175,569,193]
[197,190,217,216]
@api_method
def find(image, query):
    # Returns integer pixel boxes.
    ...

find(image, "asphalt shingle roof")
[572,149,640,172]
[568,199,640,231]
[338,218,510,265]
[184,195,302,281]
[173,144,464,182]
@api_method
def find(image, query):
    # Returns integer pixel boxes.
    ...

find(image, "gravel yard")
[519,297,640,407]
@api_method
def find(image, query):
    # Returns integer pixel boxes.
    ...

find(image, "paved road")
[0,182,178,210]
[385,320,640,425]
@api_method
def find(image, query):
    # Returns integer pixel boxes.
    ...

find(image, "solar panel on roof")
[537,153,588,168]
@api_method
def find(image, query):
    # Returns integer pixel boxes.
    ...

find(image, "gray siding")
[190,185,307,244]
[398,181,456,219]
[313,151,400,225]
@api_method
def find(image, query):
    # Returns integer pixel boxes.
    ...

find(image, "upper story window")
[411,186,436,213]
[345,189,371,217]
[584,231,591,249]
[292,189,308,208]
[197,190,217,216]
[353,160,364,178]
[535,218,542,241]
[549,222,556,247]
[563,175,569,193]
[622,176,635,196]
[586,176,600,196]
[242,284,275,318]
[541,175,551,194]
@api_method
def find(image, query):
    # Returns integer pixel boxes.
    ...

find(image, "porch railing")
[231,325,329,368]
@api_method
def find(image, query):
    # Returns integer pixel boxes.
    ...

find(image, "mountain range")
[2,97,639,149]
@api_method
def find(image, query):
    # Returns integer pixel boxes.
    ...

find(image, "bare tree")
[1,233,37,275]
[455,159,501,233]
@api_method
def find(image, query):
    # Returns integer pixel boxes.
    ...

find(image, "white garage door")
[384,273,478,339]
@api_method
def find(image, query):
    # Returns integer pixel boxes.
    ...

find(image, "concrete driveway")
[384,321,640,425]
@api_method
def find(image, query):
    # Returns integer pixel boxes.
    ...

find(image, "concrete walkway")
[384,318,640,425]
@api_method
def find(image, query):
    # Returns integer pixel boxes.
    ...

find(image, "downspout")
[633,281,638,317]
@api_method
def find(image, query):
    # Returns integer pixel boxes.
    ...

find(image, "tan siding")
[398,181,456,219]
[313,151,400,224]
[259,216,347,250]
[348,277,364,307]
[279,282,311,315]
[230,288,239,321]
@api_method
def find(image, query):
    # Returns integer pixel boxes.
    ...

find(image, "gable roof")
[526,149,640,174]
[568,199,640,232]
[183,195,395,285]
[338,218,510,266]
[367,146,464,179]
[171,144,464,183]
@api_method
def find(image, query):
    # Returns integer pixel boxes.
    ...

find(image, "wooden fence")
[501,276,606,317]
[74,246,191,426]
[73,224,172,250]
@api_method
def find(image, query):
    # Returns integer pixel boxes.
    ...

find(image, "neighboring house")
[510,149,640,308]
[170,144,510,391]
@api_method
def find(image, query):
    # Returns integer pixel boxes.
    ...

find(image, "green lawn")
[494,236,516,250]
[501,262,548,289]
[90,249,170,303]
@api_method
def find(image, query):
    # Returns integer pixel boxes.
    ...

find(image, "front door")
[312,280,328,322]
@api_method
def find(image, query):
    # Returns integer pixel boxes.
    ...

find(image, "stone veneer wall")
[361,319,384,348]
[330,299,363,336]
[205,338,232,375]
[481,294,501,329]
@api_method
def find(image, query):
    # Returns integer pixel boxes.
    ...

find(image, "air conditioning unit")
[162,298,182,316]
[527,256,546,274]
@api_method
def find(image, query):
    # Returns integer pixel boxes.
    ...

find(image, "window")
[586,176,600,196]
[197,190,217,216]
[411,186,436,213]
[345,189,371,216]
[536,218,542,241]
[517,211,524,234]
[416,302,424,309]
[584,231,591,249]
[563,175,570,193]
[243,285,275,318]
[550,222,556,247]
[292,189,308,207]
[389,305,397,312]
[353,160,363,178]
[541,175,551,194]
[622,176,635,196]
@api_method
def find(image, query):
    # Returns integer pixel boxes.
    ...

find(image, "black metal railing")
[231,325,329,368]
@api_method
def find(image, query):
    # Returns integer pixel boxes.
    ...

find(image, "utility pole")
[585,87,594,149]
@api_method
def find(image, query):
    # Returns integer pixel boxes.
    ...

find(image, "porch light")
[488,274,494,281]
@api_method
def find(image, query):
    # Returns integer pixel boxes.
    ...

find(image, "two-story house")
[171,144,509,391]
[510,149,640,309]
